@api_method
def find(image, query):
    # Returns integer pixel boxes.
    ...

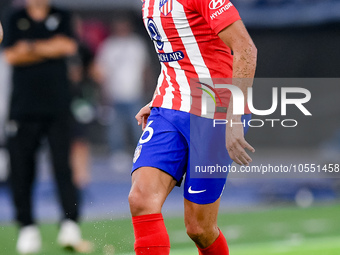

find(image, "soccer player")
[2,0,88,253]
[128,0,257,254]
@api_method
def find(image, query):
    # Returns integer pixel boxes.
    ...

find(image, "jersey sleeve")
[191,0,241,34]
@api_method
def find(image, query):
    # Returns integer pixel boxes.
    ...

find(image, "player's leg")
[183,113,251,254]
[129,108,189,255]
[183,174,229,254]
[129,167,177,216]
[129,167,176,255]
[184,198,229,254]
[181,114,252,254]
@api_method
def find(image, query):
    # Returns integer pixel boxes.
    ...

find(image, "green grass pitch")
[1,204,339,254]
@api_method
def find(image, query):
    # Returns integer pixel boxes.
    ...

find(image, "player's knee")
[128,187,160,216]
[185,221,208,242]
[185,219,217,245]
[128,189,144,216]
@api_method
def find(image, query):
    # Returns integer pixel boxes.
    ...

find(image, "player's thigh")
[130,108,188,214]
[132,108,188,183]
[129,167,177,212]
[131,166,177,197]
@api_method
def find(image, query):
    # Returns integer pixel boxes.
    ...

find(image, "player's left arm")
[218,20,257,166]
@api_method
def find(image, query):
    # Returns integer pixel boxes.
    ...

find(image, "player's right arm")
[135,104,151,130]
[189,0,257,165]
[218,20,257,166]
[135,85,159,130]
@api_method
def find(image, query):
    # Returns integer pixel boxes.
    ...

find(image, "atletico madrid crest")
[160,0,173,16]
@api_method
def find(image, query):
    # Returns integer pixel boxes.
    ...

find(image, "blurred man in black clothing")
[2,0,86,253]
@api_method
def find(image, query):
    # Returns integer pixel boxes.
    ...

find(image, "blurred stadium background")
[1,0,340,254]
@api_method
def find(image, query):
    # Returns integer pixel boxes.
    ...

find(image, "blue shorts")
[132,107,251,204]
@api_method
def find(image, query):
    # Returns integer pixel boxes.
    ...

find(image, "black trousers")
[7,115,79,227]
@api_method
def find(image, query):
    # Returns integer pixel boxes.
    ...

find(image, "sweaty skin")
[218,20,257,166]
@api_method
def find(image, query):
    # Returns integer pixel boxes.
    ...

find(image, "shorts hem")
[132,165,183,186]
[184,194,220,205]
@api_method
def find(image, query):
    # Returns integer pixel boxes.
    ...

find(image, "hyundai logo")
[209,0,226,10]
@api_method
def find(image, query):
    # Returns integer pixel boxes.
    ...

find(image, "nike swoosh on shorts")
[188,186,207,194]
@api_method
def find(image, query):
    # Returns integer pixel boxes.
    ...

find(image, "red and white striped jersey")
[143,0,242,118]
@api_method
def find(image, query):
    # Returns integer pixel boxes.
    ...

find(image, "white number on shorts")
[139,120,154,144]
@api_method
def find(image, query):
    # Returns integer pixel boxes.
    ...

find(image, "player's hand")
[225,119,255,166]
[135,104,151,130]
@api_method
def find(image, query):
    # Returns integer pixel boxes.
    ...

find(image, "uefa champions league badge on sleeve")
[133,145,143,163]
